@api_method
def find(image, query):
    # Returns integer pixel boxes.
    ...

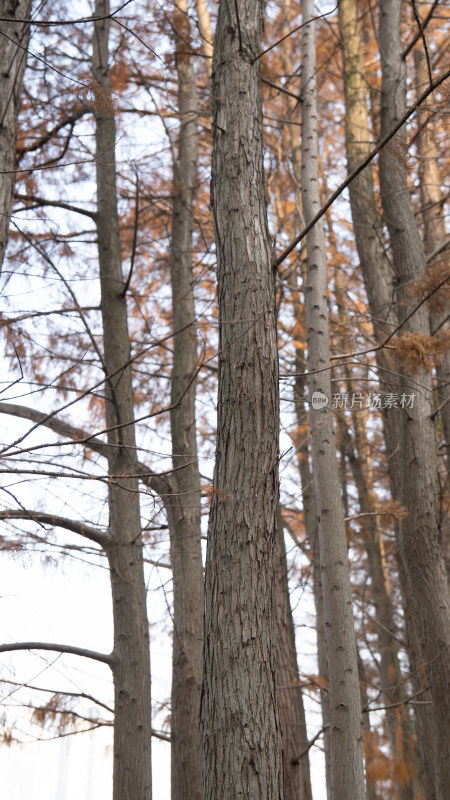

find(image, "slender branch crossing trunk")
[300,1,365,796]
[202,0,285,797]
[0,0,31,273]
[92,3,152,797]
[378,3,450,796]
[168,3,204,798]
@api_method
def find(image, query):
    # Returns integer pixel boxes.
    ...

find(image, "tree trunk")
[338,1,437,793]
[378,3,450,797]
[414,47,450,567]
[301,1,365,796]
[202,0,285,797]
[275,508,312,800]
[0,0,31,273]
[332,257,419,797]
[93,4,152,797]
[168,3,204,798]
[291,285,332,798]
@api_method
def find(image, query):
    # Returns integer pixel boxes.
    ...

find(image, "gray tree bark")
[275,509,312,800]
[92,3,152,798]
[333,260,419,798]
[0,0,32,273]
[300,1,365,796]
[202,0,285,797]
[378,3,450,797]
[338,2,438,793]
[291,280,332,798]
[414,48,450,566]
[302,0,364,800]
[168,3,204,798]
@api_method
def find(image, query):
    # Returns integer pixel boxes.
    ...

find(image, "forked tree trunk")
[300,0,365,796]
[168,3,204,798]
[378,2,450,796]
[202,0,285,797]
[92,3,152,797]
[0,0,32,273]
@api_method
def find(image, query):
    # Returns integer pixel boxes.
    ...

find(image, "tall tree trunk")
[338,1,436,793]
[414,47,450,566]
[378,3,450,797]
[275,508,312,800]
[278,10,332,777]
[291,283,332,798]
[194,0,213,73]
[168,3,204,798]
[93,4,152,798]
[0,0,31,273]
[333,259,419,798]
[300,1,365,796]
[202,0,285,797]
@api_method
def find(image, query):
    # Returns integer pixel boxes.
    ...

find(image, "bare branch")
[0,510,111,548]
[274,67,450,269]
[0,642,114,666]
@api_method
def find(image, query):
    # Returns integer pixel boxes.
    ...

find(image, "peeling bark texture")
[301,0,365,796]
[378,3,450,797]
[275,509,312,800]
[168,2,203,798]
[93,3,152,798]
[0,0,32,273]
[202,0,285,797]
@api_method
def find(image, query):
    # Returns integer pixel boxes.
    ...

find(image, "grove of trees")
[0,0,449,798]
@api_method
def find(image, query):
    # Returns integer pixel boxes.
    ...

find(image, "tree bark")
[300,1,365,796]
[378,3,450,797]
[332,257,419,797]
[0,0,31,273]
[414,47,450,566]
[93,3,152,798]
[338,2,438,793]
[275,508,312,800]
[168,3,204,798]
[202,0,285,797]
[291,281,332,798]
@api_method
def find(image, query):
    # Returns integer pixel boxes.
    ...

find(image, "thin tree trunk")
[378,3,450,797]
[0,0,31,273]
[291,284,332,798]
[414,47,450,570]
[92,4,152,797]
[194,0,213,74]
[275,508,312,800]
[332,256,419,797]
[277,10,332,779]
[202,0,285,797]
[168,3,204,798]
[300,1,365,796]
[338,2,437,793]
